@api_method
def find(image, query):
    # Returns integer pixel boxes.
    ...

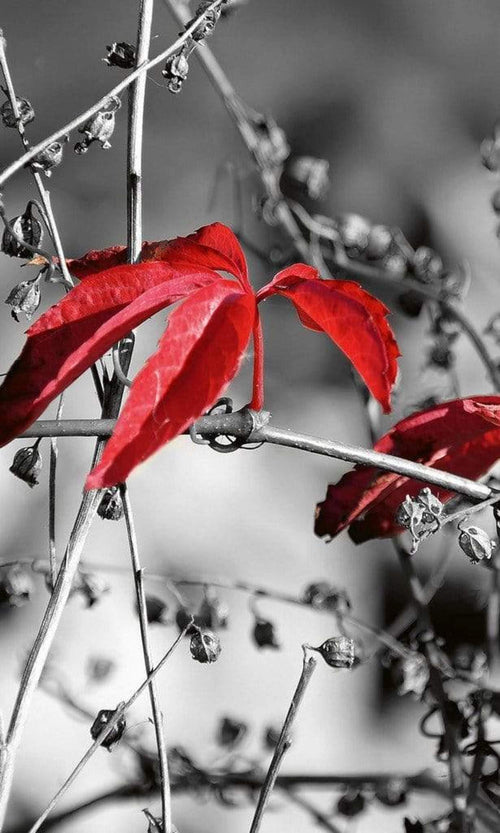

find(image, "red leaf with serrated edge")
[0,265,218,445]
[315,396,500,544]
[258,265,399,413]
[68,223,249,288]
[86,282,256,489]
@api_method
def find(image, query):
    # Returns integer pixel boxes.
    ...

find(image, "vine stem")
[250,318,265,410]
[19,414,494,501]
[120,484,172,833]
[0,1,226,191]
[26,624,189,833]
[249,647,317,833]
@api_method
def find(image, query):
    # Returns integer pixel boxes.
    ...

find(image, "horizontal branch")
[19,413,492,501]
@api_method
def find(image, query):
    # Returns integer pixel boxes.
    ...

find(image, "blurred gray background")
[1,1,500,830]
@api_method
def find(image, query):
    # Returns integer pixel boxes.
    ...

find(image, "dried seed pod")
[9,442,42,487]
[338,213,371,253]
[302,581,351,615]
[375,778,407,807]
[140,594,168,625]
[75,98,120,154]
[5,276,41,321]
[383,252,407,278]
[458,525,495,564]
[162,50,190,94]
[286,156,330,200]
[2,204,43,259]
[396,494,424,533]
[186,1,222,40]
[413,246,443,283]
[314,636,358,669]
[253,618,280,649]
[0,95,35,128]
[217,716,248,747]
[104,41,136,69]
[0,565,33,607]
[31,138,67,176]
[366,224,393,260]
[90,707,126,750]
[175,605,199,635]
[198,592,229,629]
[97,486,123,520]
[415,488,444,524]
[391,653,429,697]
[190,629,221,663]
[336,789,366,817]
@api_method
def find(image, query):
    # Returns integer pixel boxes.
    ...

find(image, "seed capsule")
[336,790,365,817]
[140,594,168,625]
[302,581,351,615]
[5,277,41,321]
[186,1,222,40]
[97,486,123,520]
[31,138,67,176]
[75,98,120,154]
[375,778,407,807]
[9,443,42,487]
[314,636,358,669]
[413,246,443,283]
[458,525,495,564]
[253,618,280,649]
[0,96,35,128]
[217,716,248,747]
[416,487,444,524]
[198,592,229,629]
[104,42,136,69]
[2,204,43,259]
[286,156,330,200]
[190,629,221,663]
[90,707,126,750]
[366,224,393,260]
[338,213,371,253]
[162,51,190,95]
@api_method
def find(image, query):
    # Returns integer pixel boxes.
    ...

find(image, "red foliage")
[315,396,500,544]
[0,223,399,487]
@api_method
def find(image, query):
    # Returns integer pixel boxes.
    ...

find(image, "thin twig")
[282,789,342,833]
[0,1,226,190]
[121,484,172,833]
[26,624,190,833]
[19,414,494,501]
[488,504,500,679]
[48,396,64,589]
[249,646,317,833]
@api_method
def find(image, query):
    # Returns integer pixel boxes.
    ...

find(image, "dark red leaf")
[0,264,218,445]
[315,396,500,543]
[86,281,256,489]
[258,265,399,413]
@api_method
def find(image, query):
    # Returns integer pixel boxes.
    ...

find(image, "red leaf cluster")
[0,223,399,488]
[315,396,500,543]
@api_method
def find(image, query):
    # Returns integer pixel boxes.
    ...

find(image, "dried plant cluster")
[1,3,500,833]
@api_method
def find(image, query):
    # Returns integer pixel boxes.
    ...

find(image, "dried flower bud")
[0,565,33,607]
[302,582,351,615]
[416,487,444,524]
[186,1,222,40]
[314,636,358,669]
[104,42,136,69]
[396,495,424,530]
[9,442,42,487]
[5,276,41,321]
[338,213,371,253]
[336,789,365,817]
[75,98,120,154]
[383,252,407,278]
[31,138,67,176]
[413,246,443,283]
[73,571,109,607]
[391,653,429,698]
[481,137,500,172]
[90,707,126,750]
[404,819,424,833]
[2,204,43,259]
[162,50,190,94]
[452,645,487,680]
[97,486,123,520]
[286,156,329,200]
[0,95,35,128]
[375,778,407,807]
[198,592,229,629]
[190,629,221,663]
[139,594,168,625]
[253,114,290,167]
[87,656,115,682]
[458,525,495,564]
[253,618,280,649]
[366,224,393,260]
[217,716,248,747]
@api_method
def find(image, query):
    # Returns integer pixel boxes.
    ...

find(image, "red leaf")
[86,281,256,489]
[68,223,250,289]
[258,265,399,413]
[0,264,218,445]
[315,396,500,543]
